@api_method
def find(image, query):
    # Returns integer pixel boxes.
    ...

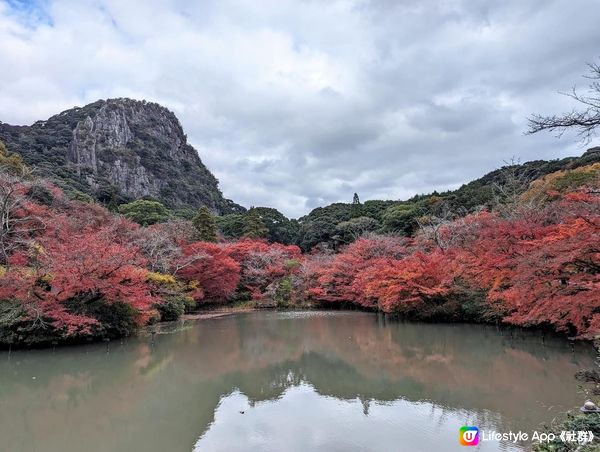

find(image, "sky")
[1,0,599,218]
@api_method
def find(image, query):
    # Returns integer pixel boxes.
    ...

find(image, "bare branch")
[527,60,600,144]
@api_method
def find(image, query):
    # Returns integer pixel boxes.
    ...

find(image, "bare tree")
[132,222,210,276]
[0,165,45,265]
[527,61,600,144]
[490,157,541,217]
[416,201,456,251]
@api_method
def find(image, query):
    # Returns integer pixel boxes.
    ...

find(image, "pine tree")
[192,206,218,242]
[351,192,362,218]
[243,207,268,239]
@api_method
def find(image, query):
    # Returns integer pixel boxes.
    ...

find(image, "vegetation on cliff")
[0,98,243,214]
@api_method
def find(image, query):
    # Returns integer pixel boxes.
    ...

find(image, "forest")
[0,139,598,346]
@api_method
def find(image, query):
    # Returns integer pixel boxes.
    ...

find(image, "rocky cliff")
[0,98,243,214]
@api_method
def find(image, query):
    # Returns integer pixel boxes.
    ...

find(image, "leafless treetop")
[527,61,600,144]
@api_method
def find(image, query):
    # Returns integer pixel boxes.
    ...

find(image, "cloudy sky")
[1,0,599,217]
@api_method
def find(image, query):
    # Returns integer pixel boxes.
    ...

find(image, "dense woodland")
[0,140,599,346]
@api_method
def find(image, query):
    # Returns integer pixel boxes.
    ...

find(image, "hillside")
[291,147,600,250]
[0,98,243,214]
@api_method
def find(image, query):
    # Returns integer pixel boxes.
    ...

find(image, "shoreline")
[1,306,596,350]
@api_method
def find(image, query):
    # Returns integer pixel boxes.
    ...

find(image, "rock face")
[0,98,243,214]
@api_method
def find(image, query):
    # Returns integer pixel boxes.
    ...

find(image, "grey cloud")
[0,0,599,217]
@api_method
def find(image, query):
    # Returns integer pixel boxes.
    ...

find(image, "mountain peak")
[0,98,243,214]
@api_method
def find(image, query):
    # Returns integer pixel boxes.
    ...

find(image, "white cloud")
[1,0,599,217]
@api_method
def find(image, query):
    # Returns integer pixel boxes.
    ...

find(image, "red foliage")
[0,204,154,337]
[353,251,454,312]
[176,242,240,301]
[486,194,600,337]
[225,239,302,299]
[305,236,414,305]
[1,174,597,342]
[446,192,600,337]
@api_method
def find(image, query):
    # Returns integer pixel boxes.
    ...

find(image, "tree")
[528,61,600,144]
[118,199,170,226]
[216,213,246,239]
[351,192,362,218]
[175,242,240,302]
[192,206,218,242]
[242,207,268,239]
[484,192,600,337]
[0,141,27,175]
[0,215,155,341]
[381,204,420,235]
[490,158,537,217]
[335,217,380,243]
[252,207,298,244]
[305,236,413,305]
[133,223,183,274]
[353,251,453,313]
[226,239,301,299]
[0,172,46,265]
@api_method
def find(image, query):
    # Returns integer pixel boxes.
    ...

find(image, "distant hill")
[0,98,243,214]
[293,147,600,250]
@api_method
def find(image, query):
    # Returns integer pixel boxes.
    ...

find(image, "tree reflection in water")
[0,312,594,452]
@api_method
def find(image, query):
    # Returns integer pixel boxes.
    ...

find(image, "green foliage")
[65,297,139,339]
[0,300,25,345]
[243,207,268,239]
[360,200,399,222]
[0,99,244,214]
[0,140,27,174]
[217,208,298,244]
[171,207,197,220]
[192,206,218,242]
[381,204,420,235]
[253,207,299,244]
[216,213,246,239]
[95,181,128,207]
[335,216,380,243]
[67,190,95,203]
[157,295,187,321]
[296,218,338,251]
[27,185,55,206]
[554,170,597,192]
[533,411,600,451]
[274,277,293,308]
[296,203,355,250]
[118,199,170,226]
[351,193,362,217]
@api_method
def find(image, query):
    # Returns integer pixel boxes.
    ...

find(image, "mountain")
[0,98,243,214]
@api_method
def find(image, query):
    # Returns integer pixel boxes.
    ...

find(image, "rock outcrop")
[0,98,243,214]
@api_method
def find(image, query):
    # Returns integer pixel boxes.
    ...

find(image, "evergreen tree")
[351,192,362,218]
[192,206,218,242]
[243,207,268,239]
[117,200,170,226]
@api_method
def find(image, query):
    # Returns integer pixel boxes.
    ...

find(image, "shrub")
[156,295,187,321]
[533,411,600,451]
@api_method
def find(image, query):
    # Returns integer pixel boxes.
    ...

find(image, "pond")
[0,311,595,452]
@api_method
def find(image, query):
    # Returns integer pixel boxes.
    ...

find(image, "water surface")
[0,311,594,452]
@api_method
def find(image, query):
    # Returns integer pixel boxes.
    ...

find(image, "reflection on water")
[0,311,595,452]
[195,385,522,452]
